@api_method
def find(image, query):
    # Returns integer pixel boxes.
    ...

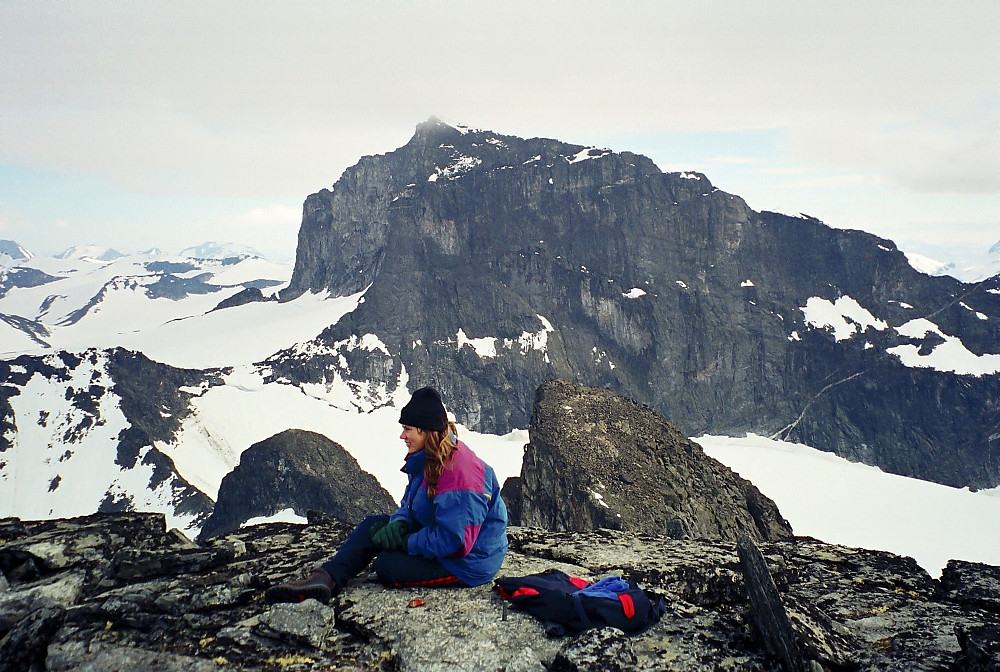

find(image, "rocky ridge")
[503,380,793,542]
[2,511,1000,671]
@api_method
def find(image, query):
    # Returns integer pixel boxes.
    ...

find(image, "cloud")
[779,174,888,190]
[787,112,1000,194]
[214,204,302,261]
[3,1,997,200]
[0,211,15,235]
[218,204,301,237]
[710,156,762,166]
[0,1,997,262]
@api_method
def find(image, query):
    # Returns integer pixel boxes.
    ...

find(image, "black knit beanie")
[398,386,448,432]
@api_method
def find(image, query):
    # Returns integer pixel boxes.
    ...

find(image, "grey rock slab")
[0,605,65,672]
[339,580,562,672]
[257,600,340,650]
[46,641,221,672]
[941,560,1000,613]
[550,627,638,672]
[0,572,83,629]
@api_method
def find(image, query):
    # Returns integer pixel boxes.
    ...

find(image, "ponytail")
[423,421,459,497]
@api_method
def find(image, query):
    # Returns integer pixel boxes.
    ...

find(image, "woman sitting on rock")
[266,386,508,604]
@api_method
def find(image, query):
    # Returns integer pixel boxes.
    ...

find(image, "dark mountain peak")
[408,116,466,148]
[398,118,666,188]
[199,429,395,539]
[278,120,1000,491]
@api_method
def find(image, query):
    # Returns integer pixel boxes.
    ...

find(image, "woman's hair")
[422,420,459,497]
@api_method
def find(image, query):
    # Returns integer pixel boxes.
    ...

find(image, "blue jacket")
[389,441,508,586]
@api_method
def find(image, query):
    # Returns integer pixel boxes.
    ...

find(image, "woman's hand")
[372,520,411,551]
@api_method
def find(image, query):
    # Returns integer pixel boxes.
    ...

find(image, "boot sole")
[265,583,332,605]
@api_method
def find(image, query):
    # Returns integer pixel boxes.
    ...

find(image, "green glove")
[372,520,411,551]
[368,519,388,539]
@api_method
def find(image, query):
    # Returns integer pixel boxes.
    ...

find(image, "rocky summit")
[503,380,793,543]
[199,429,397,540]
[2,511,1000,671]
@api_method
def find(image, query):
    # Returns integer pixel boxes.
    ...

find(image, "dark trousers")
[319,514,462,589]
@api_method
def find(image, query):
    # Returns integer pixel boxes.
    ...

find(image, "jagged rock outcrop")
[270,118,1000,489]
[502,380,793,543]
[199,429,396,539]
[2,512,999,671]
[211,286,272,311]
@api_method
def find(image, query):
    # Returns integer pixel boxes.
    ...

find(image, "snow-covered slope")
[0,252,295,364]
[798,294,1000,375]
[0,349,212,534]
[160,363,528,504]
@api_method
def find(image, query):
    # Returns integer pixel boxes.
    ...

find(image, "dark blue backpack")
[495,569,667,637]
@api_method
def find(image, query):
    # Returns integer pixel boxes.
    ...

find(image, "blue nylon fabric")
[578,575,631,599]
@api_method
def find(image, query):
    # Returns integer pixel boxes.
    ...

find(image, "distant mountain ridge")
[56,244,125,262]
[179,241,263,260]
[906,239,1000,283]
[0,250,289,354]
[0,240,263,266]
[0,240,33,261]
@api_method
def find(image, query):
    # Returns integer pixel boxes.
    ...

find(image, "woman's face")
[400,424,426,454]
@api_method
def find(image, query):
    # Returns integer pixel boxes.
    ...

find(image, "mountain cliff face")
[503,380,793,543]
[273,118,1000,489]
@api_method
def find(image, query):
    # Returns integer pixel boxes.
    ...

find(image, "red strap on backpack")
[497,586,541,599]
[618,593,635,619]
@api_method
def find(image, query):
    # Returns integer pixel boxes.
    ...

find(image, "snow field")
[697,434,1000,576]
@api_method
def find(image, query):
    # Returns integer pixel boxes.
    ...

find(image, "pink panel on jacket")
[434,441,486,495]
[451,524,482,559]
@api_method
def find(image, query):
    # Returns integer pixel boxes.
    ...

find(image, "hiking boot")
[265,569,336,604]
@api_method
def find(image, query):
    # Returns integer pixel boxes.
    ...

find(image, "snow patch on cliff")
[801,296,888,341]
[888,318,1000,376]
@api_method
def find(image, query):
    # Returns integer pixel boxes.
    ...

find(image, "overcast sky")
[2,1,997,262]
